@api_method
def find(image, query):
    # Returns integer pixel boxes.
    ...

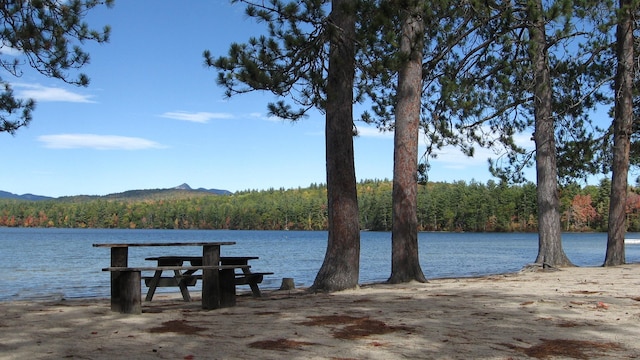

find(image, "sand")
[1,264,640,359]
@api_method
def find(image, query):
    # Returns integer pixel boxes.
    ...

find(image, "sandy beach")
[1,264,639,360]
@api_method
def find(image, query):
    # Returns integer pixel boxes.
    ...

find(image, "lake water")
[1,228,639,302]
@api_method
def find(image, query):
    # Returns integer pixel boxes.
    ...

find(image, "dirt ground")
[1,264,640,359]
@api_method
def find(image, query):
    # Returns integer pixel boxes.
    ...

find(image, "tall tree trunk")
[388,3,427,284]
[528,0,573,267]
[311,0,360,291]
[605,0,634,266]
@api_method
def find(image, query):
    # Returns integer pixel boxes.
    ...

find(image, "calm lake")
[1,228,639,302]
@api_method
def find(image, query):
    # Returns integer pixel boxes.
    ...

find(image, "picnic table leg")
[201,245,221,310]
[144,270,162,302]
[118,270,142,315]
[110,247,128,312]
[219,268,236,307]
[175,269,192,302]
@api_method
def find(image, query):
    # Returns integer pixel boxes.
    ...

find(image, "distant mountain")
[0,183,231,201]
[0,190,53,201]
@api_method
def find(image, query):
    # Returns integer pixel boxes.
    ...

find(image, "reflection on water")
[1,228,638,301]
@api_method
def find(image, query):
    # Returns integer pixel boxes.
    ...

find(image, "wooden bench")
[144,256,273,298]
[180,271,274,296]
[103,265,248,314]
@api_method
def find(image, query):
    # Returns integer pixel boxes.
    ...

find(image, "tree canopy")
[0,0,112,134]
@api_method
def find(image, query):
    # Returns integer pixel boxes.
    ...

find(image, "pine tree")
[605,0,636,266]
[207,0,361,291]
[388,0,427,283]
[0,0,112,134]
[416,0,614,267]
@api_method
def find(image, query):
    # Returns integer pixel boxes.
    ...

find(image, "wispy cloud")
[160,111,233,123]
[356,126,393,139]
[430,146,493,169]
[0,44,21,56]
[247,112,287,122]
[12,83,95,103]
[38,134,165,150]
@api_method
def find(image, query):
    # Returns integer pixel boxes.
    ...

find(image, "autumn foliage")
[0,179,637,232]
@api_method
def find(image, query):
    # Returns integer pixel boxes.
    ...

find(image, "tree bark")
[605,0,633,266]
[388,3,427,284]
[311,0,360,292]
[528,0,573,267]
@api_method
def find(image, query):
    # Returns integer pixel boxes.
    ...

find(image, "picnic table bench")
[144,256,273,300]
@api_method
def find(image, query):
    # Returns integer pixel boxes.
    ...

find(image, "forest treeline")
[1,178,639,232]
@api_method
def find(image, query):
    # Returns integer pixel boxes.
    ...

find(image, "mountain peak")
[174,183,192,190]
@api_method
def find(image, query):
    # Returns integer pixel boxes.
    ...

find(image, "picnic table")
[93,242,238,314]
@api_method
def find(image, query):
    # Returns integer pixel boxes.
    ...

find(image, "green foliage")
[0,0,112,134]
[205,0,330,120]
[379,0,618,185]
[1,178,631,232]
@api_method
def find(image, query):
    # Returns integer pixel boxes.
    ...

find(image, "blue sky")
[0,1,607,198]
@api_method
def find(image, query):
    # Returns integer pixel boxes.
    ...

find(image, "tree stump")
[279,278,295,290]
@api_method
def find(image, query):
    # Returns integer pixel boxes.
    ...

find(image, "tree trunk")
[311,0,360,292]
[605,0,633,266]
[528,0,573,267]
[388,3,427,284]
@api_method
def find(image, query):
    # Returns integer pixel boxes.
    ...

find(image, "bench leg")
[116,270,141,315]
[219,268,236,307]
[248,281,262,298]
[239,267,262,298]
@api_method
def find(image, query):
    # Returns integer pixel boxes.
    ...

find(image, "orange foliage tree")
[568,194,598,231]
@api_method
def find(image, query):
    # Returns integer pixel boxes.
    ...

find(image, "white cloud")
[0,44,22,56]
[430,146,494,169]
[247,112,287,122]
[12,83,95,103]
[38,134,165,150]
[160,111,233,123]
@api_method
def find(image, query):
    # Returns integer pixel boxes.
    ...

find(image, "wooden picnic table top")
[93,242,236,247]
